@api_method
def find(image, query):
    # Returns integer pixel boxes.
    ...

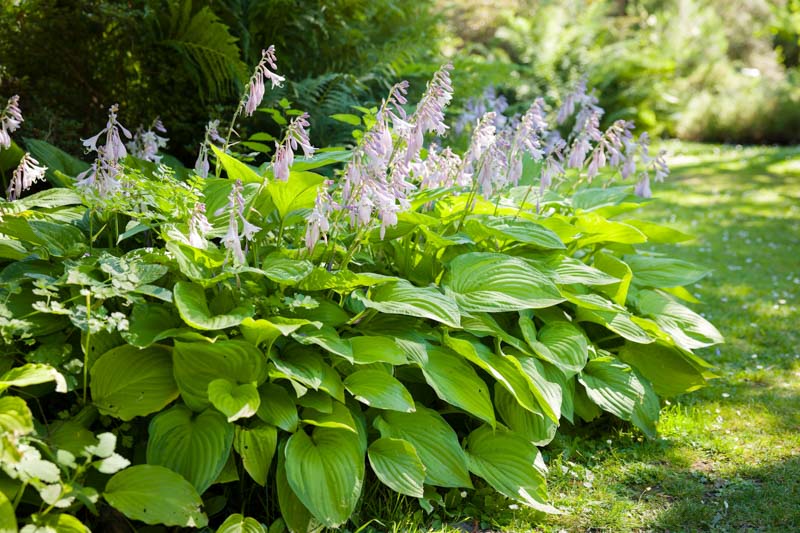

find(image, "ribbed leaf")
[466,425,556,513]
[374,406,472,488]
[271,351,344,402]
[578,357,644,422]
[90,345,178,421]
[147,405,234,494]
[494,385,557,446]
[276,443,317,533]
[234,423,277,486]
[401,341,494,426]
[625,255,709,288]
[256,382,299,432]
[358,280,461,327]
[104,465,207,527]
[344,370,415,412]
[0,363,66,393]
[0,490,16,532]
[285,428,364,528]
[634,290,723,349]
[208,379,260,422]
[444,253,564,312]
[618,341,710,396]
[216,514,267,533]
[174,281,254,331]
[537,321,589,378]
[349,335,408,365]
[465,216,566,249]
[173,340,267,411]
[368,438,426,497]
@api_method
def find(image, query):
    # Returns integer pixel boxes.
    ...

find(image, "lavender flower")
[272,112,315,181]
[219,180,260,264]
[454,86,508,135]
[195,120,224,178]
[76,104,131,196]
[0,95,23,149]
[187,202,213,249]
[400,63,454,163]
[244,46,285,117]
[7,153,47,201]
[411,144,464,189]
[128,118,168,163]
[305,182,336,252]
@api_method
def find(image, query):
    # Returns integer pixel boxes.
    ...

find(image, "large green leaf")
[578,357,646,423]
[122,302,184,348]
[260,256,313,284]
[374,406,472,488]
[625,255,709,288]
[401,341,495,426]
[349,335,408,365]
[256,383,299,432]
[208,379,260,422]
[634,290,723,349]
[550,255,620,286]
[285,428,364,528]
[593,252,633,306]
[24,138,90,185]
[367,437,426,498]
[444,253,564,312]
[211,145,263,183]
[466,425,556,513]
[0,363,66,393]
[104,465,208,527]
[173,340,267,411]
[536,321,589,378]
[494,385,557,446]
[442,334,540,415]
[147,405,234,494]
[267,170,326,219]
[465,216,566,249]
[271,350,345,402]
[240,316,314,350]
[90,345,178,421]
[0,396,34,436]
[344,370,415,412]
[276,443,318,533]
[0,490,16,533]
[291,324,353,363]
[174,281,254,331]
[618,341,710,396]
[216,514,267,533]
[574,212,647,246]
[357,280,461,328]
[0,216,86,258]
[234,423,277,486]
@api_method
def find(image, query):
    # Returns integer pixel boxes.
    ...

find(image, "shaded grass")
[357,142,800,532]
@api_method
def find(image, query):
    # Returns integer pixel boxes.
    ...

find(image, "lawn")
[372,142,800,532]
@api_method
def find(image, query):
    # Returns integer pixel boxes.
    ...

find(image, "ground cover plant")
[0,50,722,532]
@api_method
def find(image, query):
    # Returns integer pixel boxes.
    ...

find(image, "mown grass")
[359,142,800,532]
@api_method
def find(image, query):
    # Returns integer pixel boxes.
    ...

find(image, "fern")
[155,0,247,100]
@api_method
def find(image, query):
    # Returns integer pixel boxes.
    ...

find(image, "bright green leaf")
[368,438,425,498]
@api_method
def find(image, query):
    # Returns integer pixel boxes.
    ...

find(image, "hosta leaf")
[0,363,66,393]
[402,341,495,426]
[512,353,562,423]
[285,428,364,528]
[442,334,539,415]
[344,370,415,412]
[173,340,267,411]
[211,145,262,183]
[494,385,557,446]
[234,423,277,486]
[271,351,345,403]
[208,379,260,422]
[240,317,316,350]
[634,290,723,349]
[465,425,556,513]
[593,251,633,306]
[349,335,408,365]
[277,444,318,533]
[104,465,208,527]
[21,513,89,532]
[625,255,709,288]
[0,488,16,533]
[174,281,254,331]
[537,321,589,378]
[357,280,461,328]
[574,212,647,246]
[624,219,694,243]
[618,341,710,396]
[267,170,326,219]
[216,514,267,533]
[147,405,234,494]
[90,345,178,421]
[368,437,426,498]
[374,406,472,488]
[122,303,183,348]
[257,382,299,432]
[444,252,564,312]
[578,357,645,422]
[260,256,313,284]
[551,255,620,286]
[575,304,654,344]
[291,324,353,363]
[301,401,358,433]
[465,216,566,249]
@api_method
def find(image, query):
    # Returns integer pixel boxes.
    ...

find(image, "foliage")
[0,54,722,532]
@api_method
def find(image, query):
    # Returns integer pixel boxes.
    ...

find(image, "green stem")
[82,291,91,405]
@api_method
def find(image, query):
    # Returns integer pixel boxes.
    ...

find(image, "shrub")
[0,53,720,531]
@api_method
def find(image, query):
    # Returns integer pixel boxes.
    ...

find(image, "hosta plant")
[0,54,721,532]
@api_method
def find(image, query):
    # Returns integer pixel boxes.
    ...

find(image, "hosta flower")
[187,202,213,248]
[244,46,285,117]
[0,95,23,149]
[219,180,260,265]
[400,63,454,163]
[194,120,223,178]
[128,118,168,163]
[273,112,315,181]
[454,86,508,135]
[412,144,464,189]
[76,104,132,196]
[7,153,47,201]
